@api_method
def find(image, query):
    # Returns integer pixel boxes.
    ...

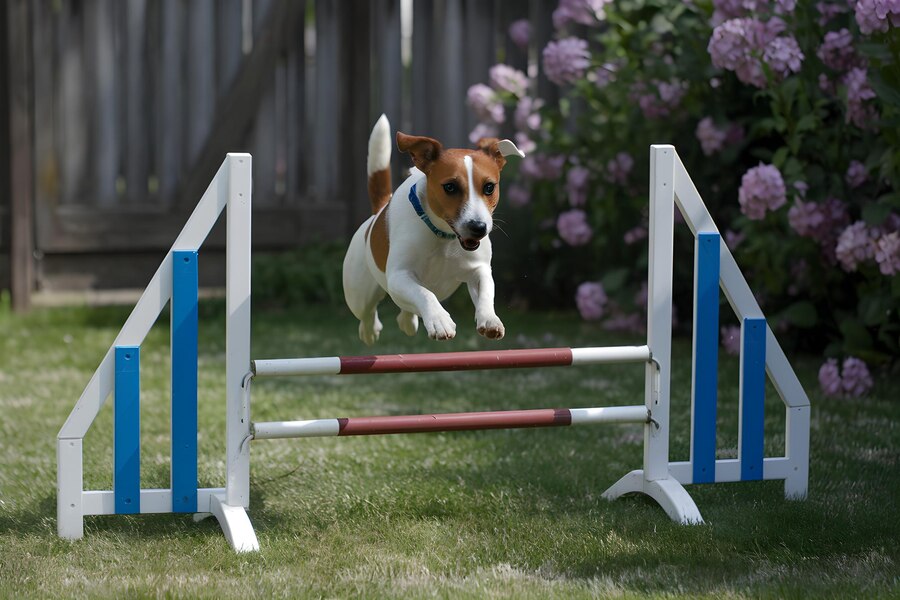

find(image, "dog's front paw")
[476,314,505,340]
[423,311,456,341]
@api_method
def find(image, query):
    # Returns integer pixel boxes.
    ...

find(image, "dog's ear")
[476,137,525,170]
[397,132,443,173]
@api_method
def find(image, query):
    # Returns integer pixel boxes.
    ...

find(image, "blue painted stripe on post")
[740,318,766,481]
[115,346,141,514]
[693,232,720,484]
[172,250,199,513]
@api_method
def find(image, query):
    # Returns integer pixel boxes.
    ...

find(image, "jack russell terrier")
[342,114,525,345]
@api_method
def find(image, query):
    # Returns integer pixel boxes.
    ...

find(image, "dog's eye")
[442,182,458,195]
[483,182,496,196]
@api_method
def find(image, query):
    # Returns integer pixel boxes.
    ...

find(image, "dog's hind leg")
[347,275,385,346]
[343,223,387,345]
[396,311,419,336]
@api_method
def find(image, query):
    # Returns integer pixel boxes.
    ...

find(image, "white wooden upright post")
[225,154,253,509]
[644,145,676,482]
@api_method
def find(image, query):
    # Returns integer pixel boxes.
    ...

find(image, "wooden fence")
[2,0,558,308]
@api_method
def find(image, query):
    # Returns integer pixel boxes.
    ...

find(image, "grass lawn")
[0,297,897,599]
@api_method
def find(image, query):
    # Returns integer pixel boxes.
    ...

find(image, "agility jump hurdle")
[57,146,810,553]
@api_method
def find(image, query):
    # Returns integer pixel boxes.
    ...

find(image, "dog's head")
[396,133,525,251]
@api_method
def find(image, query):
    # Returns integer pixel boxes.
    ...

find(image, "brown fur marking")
[369,208,389,272]
[368,168,392,214]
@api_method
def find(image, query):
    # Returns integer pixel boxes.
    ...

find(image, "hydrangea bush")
[469,0,900,396]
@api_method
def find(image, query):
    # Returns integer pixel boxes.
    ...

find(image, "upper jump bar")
[251,346,651,377]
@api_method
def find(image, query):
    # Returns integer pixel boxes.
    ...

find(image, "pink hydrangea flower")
[468,123,498,144]
[507,184,531,208]
[738,163,787,220]
[603,311,645,334]
[845,160,868,188]
[855,0,900,35]
[708,19,762,86]
[818,359,843,396]
[763,35,805,77]
[592,63,618,88]
[605,152,634,185]
[542,37,591,86]
[725,229,746,250]
[776,0,797,13]
[874,231,900,275]
[566,165,591,207]
[817,29,862,72]
[508,19,531,50]
[841,357,874,396]
[514,96,543,133]
[513,132,536,156]
[575,281,608,320]
[843,67,879,129]
[467,84,505,124]
[624,225,648,245]
[816,1,849,27]
[631,80,687,118]
[835,221,875,271]
[788,199,827,237]
[721,325,741,355]
[709,18,791,88]
[696,117,728,156]
[553,0,612,29]
[711,0,758,25]
[520,154,565,181]
[489,64,529,98]
[557,209,593,246]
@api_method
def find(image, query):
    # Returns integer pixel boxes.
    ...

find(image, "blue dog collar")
[408,183,457,240]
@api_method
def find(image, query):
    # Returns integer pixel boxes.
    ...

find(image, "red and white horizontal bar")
[251,345,651,378]
[251,405,649,440]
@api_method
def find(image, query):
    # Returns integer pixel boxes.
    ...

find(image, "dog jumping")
[342,114,525,345]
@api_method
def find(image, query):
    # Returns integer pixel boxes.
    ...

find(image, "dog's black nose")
[467,220,488,238]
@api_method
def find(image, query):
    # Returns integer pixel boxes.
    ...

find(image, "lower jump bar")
[252,406,650,439]
[251,345,651,377]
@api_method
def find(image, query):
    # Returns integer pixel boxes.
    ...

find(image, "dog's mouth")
[458,236,481,251]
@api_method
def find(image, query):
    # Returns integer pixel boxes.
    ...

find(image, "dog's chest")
[412,244,474,296]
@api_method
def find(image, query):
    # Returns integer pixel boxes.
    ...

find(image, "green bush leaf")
[839,318,874,354]
[601,268,630,293]
[781,301,818,328]
[862,202,893,226]
[859,294,894,326]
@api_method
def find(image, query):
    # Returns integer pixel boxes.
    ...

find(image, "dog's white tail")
[367,114,392,214]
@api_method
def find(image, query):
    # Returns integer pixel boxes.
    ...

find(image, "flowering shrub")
[468,0,900,396]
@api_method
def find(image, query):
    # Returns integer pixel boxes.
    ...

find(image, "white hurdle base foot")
[602,469,704,525]
[208,494,260,552]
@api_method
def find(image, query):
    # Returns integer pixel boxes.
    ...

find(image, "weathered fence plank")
[7,0,34,311]
[124,0,149,205]
[158,0,185,205]
[186,0,216,166]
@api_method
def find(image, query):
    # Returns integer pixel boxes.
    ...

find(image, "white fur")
[343,116,514,344]
[367,114,392,175]
[460,155,493,235]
